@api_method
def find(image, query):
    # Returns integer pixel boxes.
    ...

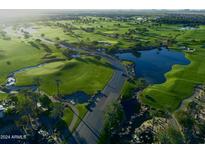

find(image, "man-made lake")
[116,48,190,84]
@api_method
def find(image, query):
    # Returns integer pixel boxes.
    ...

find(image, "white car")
[70,100,76,105]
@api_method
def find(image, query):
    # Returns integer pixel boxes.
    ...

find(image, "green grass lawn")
[34,25,79,43]
[0,38,46,84]
[121,80,136,100]
[15,56,113,96]
[0,93,8,101]
[35,19,144,50]
[72,104,88,132]
[62,107,74,127]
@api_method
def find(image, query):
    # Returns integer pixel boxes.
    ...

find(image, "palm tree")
[33,77,41,93]
[55,79,62,97]
[164,110,171,123]
[150,109,157,133]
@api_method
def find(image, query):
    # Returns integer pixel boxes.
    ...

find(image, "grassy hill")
[15,56,113,96]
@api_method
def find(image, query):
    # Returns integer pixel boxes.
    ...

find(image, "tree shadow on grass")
[145,95,156,103]
[86,58,115,69]
[28,41,40,50]
[62,62,78,70]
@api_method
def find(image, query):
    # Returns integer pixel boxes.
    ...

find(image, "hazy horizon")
[1,0,205,9]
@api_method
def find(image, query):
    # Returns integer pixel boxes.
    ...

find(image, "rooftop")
[0,105,5,111]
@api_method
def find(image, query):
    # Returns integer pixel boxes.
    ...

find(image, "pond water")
[116,48,190,84]
[2,63,46,93]
[62,91,91,104]
[179,26,197,30]
[5,85,37,93]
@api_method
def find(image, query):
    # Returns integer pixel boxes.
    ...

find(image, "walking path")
[67,103,79,131]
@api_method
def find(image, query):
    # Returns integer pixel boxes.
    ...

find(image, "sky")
[0,0,205,9]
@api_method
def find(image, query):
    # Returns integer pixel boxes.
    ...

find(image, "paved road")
[70,53,127,144]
